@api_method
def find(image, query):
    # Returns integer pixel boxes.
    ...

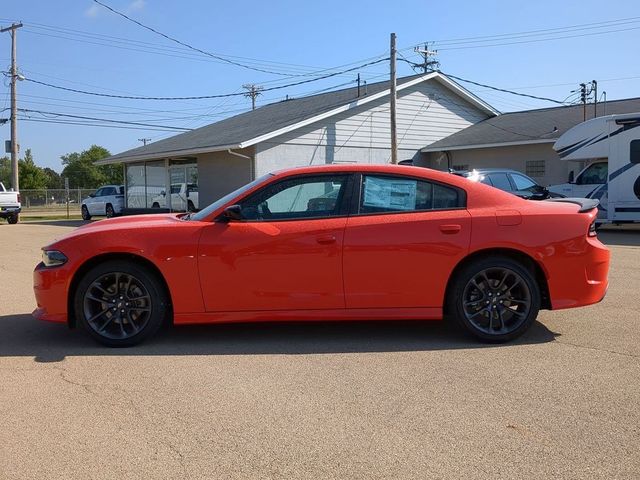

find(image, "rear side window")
[510,174,537,192]
[359,175,464,214]
[486,173,512,191]
[631,140,640,164]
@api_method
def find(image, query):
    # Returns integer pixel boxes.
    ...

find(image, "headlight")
[42,250,68,267]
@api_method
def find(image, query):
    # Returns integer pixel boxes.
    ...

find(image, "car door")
[87,188,103,215]
[343,174,471,309]
[198,173,353,312]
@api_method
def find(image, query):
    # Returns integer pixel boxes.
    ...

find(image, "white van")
[549,112,640,224]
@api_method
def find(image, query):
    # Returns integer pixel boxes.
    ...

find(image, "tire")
[74,260,168,347]
[151,202,160,208]
[447,256,541,343]
[81,206,91,221]
[187,200,195,212]
[7,214,18,224]
[105,204,115,218]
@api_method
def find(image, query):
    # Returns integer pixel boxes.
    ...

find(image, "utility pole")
[580,83,587,121]
[414,43,440,73]
[138,138,151,146]
[1,22,23,192]
[390,33,398,165]
[242,84,263,110]
[592,80,598,118]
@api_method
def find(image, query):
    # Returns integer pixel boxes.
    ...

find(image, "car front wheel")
[81,205,91,221]
[448,256,541,342]
[74,260,168,347]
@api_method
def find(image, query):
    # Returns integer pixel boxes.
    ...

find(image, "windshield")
[190,174,274,221]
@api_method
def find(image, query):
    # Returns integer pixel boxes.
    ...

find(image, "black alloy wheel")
[7,214,18,224]
[75,261,167,346]
[81,205,91,221]
[449,257,540,342]
[105,204,115,218]
[187,200,195,212]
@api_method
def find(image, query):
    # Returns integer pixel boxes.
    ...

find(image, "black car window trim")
[353,173,467,217]
[232,173,356,223]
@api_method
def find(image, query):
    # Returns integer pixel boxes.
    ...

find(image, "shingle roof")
[423,97,640,151]
[102,72,496,164]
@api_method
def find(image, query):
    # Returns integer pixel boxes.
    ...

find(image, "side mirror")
[89,193,95,198]
[568,171,575,183]
[222,204,242,221]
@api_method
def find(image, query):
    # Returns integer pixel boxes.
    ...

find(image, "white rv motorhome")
[549,112,640,224]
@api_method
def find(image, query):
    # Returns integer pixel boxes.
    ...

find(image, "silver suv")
[81,185,124,220]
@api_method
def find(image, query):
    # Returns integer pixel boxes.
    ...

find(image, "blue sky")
[1,0,639,171]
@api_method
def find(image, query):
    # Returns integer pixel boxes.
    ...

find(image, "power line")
[22,58,388,100]
[438,71,567,105]
[19,117,186,132]
[93,0,330,77]
[401,16,640,51]
[18,108,191,130]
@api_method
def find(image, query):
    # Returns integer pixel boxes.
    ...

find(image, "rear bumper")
[33,263,69,323]
[547,236,610,310]
[0,206,21,217]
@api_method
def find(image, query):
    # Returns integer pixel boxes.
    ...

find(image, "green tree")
[60,145,122,188]
[19,149,48,190]
[0,156,10,187]
[42,167,63,189]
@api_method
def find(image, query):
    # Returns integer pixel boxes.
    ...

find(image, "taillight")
[17,193,21,203]
[588,221,597,237]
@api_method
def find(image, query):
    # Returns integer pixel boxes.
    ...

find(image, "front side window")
[577,163,608,185]
[359,175,464,214]
[94,188,105,197]
[239,175,349,221]
[486,173,512,192]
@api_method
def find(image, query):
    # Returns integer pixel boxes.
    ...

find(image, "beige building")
[418,97,640,186]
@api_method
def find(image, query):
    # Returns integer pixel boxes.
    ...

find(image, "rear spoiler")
[545,197,599,213]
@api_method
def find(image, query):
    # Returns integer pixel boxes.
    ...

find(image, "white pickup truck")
[0,182,21,224]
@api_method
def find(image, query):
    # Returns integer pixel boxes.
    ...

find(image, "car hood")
[46,214,185,247]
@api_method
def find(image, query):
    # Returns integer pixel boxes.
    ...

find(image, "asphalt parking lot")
[0,221,638,479]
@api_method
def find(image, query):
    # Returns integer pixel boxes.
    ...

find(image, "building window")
[452,164,469,171]
[525,160,546,177]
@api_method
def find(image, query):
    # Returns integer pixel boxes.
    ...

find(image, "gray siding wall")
[197,149,253,205]
[255,81,489,176]
[420,143,576,186]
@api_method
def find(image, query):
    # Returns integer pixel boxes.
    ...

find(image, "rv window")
[631,140,640,164]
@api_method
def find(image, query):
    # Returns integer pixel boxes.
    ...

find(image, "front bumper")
[33,262,69,323]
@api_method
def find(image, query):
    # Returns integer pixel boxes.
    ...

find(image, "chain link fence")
[19,189,96,216]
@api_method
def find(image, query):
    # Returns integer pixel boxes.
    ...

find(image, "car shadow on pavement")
[0,313,559,363]
[598,228,640,247]
[20,220,87,228]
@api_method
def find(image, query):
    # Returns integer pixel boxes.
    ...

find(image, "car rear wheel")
[74,260,168,347]
[81,205,91,221]
[187,200,195,212]
[7,214,18,224]
[448,256,540,342]
[105,204,115,218]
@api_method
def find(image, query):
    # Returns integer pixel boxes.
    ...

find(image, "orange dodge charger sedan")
[33,165,610,347]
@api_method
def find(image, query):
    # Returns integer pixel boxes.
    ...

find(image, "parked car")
[34,165,609,347]
[81,185,124,220]
[0,182,21,224]
[151,183,198,212]
[452,168,564,200]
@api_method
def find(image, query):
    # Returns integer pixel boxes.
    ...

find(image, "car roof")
[270,164,471,188]
[457,168,522,175]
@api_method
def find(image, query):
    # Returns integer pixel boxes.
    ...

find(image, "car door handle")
[439,224,461,234]
[316,234,337,244]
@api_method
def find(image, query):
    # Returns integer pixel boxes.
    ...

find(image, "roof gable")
[102,72,497,164]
